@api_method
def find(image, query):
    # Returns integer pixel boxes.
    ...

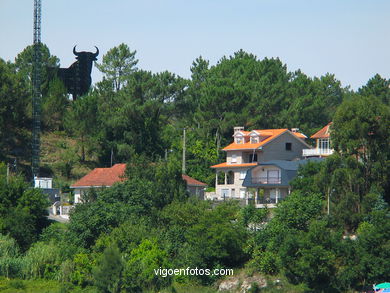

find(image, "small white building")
[34,177,53,189]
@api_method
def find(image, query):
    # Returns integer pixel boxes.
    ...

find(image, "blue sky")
[1,0,389,89]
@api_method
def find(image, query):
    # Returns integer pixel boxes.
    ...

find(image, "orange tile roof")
[222,142,263,150]
[182,174,207,186]
[71,164,207,189]
[223,129,288,150]
[71,163,127,188]
[311,122,332,139]
[211,162,257,168]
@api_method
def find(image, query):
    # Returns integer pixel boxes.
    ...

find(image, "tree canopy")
[0,43,389,292]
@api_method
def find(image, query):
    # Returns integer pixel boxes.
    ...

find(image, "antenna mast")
[32,0,42,178]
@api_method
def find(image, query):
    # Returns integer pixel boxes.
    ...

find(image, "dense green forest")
[0,43,389,292]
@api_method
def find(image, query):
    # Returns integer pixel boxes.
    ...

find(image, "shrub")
[122,239,172,292]
[93,244,123,293]
[23,241,62,280]
[0,234,23,278]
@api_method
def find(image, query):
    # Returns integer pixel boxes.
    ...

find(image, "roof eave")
[222,146,263,151]
[70,185,111,189]
[247,184,289,187]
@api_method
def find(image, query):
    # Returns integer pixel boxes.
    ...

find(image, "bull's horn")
[93,46,99,57]
[73,45,80,56]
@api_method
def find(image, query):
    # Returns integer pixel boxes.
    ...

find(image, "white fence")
[303,148,334,157]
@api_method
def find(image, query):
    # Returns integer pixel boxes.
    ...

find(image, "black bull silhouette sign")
[50,46,99,100]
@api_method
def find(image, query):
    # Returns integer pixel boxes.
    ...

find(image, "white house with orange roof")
[211,127,309,201]
[71,163,127,203]
[302,122,334,157]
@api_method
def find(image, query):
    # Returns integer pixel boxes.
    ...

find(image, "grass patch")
[0,278,96,293]
[0,278,59,293]
[40,132,99,186]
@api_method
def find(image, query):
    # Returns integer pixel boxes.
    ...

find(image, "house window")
[235,137,243,144]
[249,153,258,163]
[40,180,49,188]
[267,170,280,184]
[319,138,330,150]
[239,171,246,180]
[231,154,237,163]
[250,136,259,144]
[285,142,292,151]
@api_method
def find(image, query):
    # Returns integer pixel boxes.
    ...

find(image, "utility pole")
[182,127,186,174]
[6,163,10,184]
[327,188,333,215]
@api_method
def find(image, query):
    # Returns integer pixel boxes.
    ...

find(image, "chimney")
[291,128,299,133]
[234,126,244,134]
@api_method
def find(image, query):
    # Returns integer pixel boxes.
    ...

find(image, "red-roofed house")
[71,163,127,203]
[211,126,309,200]
[181,174,207,199]
[302,122,334,157]
[71,163,207,203]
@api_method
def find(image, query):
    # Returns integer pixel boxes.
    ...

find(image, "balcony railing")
[302,148,334,157]
[247,197,284,205]
[251,177,281,184]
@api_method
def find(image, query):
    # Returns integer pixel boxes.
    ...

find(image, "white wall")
[226,150,243,164]
[74,189,82,203]
[34,177,53,189]
[215,167,250,199]
[252,165,281,179]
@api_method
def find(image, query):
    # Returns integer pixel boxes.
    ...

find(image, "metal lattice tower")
[32,0,42,178]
